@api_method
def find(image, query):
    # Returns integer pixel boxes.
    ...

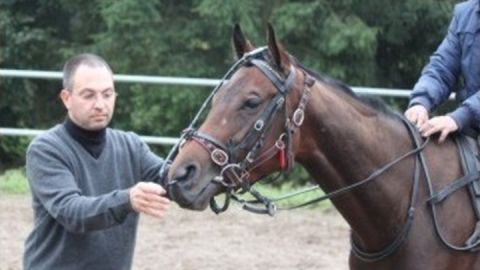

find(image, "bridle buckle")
[211,148,229,166]
[292,109,305,126]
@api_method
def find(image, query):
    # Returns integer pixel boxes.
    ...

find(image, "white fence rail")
[0,128,179,145]
[0,69,221,87]
[0,69,413,96]
[1,68,415,145]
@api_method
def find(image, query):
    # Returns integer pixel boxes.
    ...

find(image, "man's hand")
[405,105,458,143]
[418,115,458,143]
[129,182,170,219]
[404,105,429,129]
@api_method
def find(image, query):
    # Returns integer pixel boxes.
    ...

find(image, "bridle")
[163,47,315,215]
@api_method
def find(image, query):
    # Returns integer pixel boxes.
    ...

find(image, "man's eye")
[83,94,95,100]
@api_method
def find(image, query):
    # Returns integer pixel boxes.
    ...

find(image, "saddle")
[457,135,480,247]
[458,136,480,215]
[429,134,480,247]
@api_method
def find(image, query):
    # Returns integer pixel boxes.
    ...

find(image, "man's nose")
[93,96,107,109]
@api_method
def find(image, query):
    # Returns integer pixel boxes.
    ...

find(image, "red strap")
[278,148,287,169]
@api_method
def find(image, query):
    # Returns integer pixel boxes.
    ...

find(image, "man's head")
[60,53,116,131]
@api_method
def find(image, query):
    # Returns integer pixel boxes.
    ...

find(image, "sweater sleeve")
[26,140,134,234]
[133,133,168,187]
[409,6,462,112]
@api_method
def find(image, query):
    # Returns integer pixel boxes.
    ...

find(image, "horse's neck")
[295,81,415,248]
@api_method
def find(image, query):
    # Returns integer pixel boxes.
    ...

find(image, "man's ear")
[59,89,71,110]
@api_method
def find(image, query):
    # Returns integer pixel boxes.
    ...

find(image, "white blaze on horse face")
[221,118,228,126]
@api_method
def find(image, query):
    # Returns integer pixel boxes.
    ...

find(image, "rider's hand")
[404,105,429,129]
[418,115,458,143]
[129,182,170,219]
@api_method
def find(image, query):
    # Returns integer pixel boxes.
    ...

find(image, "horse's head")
[167,24,312,211]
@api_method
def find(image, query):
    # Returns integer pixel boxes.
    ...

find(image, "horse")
[165,24,480,269]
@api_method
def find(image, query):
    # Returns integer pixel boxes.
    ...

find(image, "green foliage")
[0,136,31,170]
[214,173,333,211]
[251,181,333,210]
[273,1,378,85]
[0,167,29,194]
[228,167,333,210]
[128,85,209,136]
[0,0,458,170]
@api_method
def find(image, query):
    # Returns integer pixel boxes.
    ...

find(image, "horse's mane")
[292,58,401,120]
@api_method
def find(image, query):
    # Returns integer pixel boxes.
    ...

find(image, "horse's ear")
[232,24,255,59]
[267,23,290,74]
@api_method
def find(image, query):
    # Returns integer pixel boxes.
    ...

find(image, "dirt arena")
[0,193,350,270]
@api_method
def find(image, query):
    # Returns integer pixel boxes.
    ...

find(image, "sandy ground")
[0,193,350,270]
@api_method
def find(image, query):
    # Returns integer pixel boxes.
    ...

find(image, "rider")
[404,0,480,142]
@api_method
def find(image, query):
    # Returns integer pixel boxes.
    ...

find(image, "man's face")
[60,65,116,131]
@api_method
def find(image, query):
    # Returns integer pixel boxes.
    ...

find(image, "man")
[24,53,170,270]
[405,0,480,142]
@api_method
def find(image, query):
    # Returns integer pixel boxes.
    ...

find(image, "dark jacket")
[409,0,480,131]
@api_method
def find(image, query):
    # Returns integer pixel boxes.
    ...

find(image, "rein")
[236,124,427,212]
[231,118,429,262]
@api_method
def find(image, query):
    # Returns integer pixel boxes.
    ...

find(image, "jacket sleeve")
[449,100,476,130]
[26,141,134,234]
[409,7,462,113]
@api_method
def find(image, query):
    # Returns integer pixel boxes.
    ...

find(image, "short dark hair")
[62,53,113,91]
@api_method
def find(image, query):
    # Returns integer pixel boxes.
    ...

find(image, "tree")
[0,0,458,168]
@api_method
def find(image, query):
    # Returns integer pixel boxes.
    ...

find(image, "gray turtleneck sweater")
[24,123,166,270]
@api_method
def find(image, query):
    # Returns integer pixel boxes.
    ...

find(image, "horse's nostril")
[175,163,197,182]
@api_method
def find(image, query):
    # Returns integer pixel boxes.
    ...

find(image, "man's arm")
[405,6,464,142]
[408,7,462,113]
[132,132,170,187]
[130,132,172,212]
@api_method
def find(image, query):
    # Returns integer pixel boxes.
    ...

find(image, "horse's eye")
[243,97,261,109]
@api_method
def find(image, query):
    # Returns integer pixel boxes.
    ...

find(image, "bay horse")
[166,24,480,269]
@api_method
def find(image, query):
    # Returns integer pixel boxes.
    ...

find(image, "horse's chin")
[168,179,222,211]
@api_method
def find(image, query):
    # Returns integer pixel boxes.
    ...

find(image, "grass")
[0,168,30,194]
[226,181,333,211]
